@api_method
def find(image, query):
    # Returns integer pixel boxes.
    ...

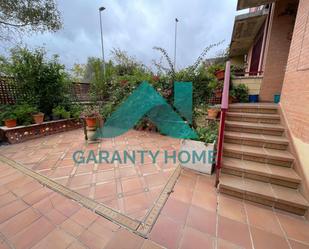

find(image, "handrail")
[215,61,231,187]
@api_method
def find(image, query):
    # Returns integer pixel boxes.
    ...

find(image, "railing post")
[215,61,231,187]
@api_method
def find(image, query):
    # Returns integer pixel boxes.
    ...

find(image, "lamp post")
[99,6,106,77]
[174,18,179,70]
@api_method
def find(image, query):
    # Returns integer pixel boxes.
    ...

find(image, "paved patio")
[0,129,309,249]
[0,129,180,222]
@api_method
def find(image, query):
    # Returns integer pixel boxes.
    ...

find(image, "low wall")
[0,118,82,144]
[232,76,263,95]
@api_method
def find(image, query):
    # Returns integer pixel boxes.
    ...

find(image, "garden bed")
[0,118,82,144]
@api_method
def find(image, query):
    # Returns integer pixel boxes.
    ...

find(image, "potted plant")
[81,105,100,128]
[180,121,218,174]
[52,106,70,120]
[207,106,220,119]
[32,109,45,124]
[230,84,249,103]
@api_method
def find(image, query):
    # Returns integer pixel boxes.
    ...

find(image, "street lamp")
[99,6,106,77]
[174,18,179,70]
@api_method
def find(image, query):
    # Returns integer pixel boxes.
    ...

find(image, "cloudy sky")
[2,0,242,70]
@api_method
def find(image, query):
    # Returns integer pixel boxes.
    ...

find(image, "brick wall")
[259,0,297,102]
[281,0,309,143]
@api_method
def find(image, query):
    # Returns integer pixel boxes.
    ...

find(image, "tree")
[0,0,62,41]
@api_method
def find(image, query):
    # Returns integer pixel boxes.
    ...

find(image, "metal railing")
[215,61,231,187]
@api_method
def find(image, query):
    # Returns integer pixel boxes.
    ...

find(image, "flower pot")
[207,109,219,119]
[180,139,216,175]
[85,117,97,128]
[215,70,225,81]
[32,113,44,124]
[4,119,17,128]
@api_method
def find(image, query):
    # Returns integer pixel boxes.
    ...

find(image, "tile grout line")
[274,211,293,249]
[243,201,256,249]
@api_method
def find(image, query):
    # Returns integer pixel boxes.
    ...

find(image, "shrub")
[230,84,249,103]
[14,104,37,125]
[4,47,71,116]
[0,105,17,124]
[195,121,219,144]
[52,106,70,119]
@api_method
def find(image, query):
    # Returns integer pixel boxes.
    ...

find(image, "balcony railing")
[233,70,264,77]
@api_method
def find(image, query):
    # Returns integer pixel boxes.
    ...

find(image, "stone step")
[223,143,294,167]
[219,174,309,216]
[226,112,281,124]
[222,157,301,189]
[229,103,278,114]
[224,131,289,150]
[225,121,285,136]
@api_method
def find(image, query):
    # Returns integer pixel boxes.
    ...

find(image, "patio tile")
[150,215,183,249]
[250,227,290,249]
[218,195,247,223]
[141,240,164,249]
[79,230,110,249]
[123,192,150,214]
[0,199,28,223]
[67,241,88,249]
[277,213,309,244]
[245,202,283,236]
[95,182,117,200]
[171,184,193,204]
[69,174,93,188]
[44,209,67,225]
[0,192,17,208]
[50,194,81,217]
[105,229,144,249]
[121,177,144,194]
[0,208,41,238]
[289,240,309,249]
[179,226,215,249]
[161,197,190,224]
[12,181,42,197]
[22,187,53,206]
[10,217,54,249]
[217,239,244,249]
[96,170,115,183]
[70,208,98,228]
[60,218,85,237]
[218,216,252,249]
[31,229,74,249]
[187,205,217,236]
[191,188,217,212]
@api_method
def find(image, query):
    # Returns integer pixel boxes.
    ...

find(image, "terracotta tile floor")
[0,129,181,220]
[1,130,309,249]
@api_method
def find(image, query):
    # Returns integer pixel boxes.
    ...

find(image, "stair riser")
[219,186,307,216]
[226,116,280,124]
[224,137,288,150]
[229,108,278,114]
[226,126,284,136]
[221,167,299,189]
[223,150,293,167]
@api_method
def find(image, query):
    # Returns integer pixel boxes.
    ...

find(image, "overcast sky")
[2,0,241,70]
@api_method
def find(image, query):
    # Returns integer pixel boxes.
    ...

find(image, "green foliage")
[0,0,62,41]
[230,84,249,103]
[0,105,17,123]
[3,47,71,116]
[69,104,82,119]
[195,121,218,144]
[52,106,70,119]
[14,104,37,125]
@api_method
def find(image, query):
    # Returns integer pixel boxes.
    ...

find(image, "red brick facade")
[259,0,297,102]
[281,0,309,143]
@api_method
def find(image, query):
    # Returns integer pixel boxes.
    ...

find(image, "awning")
[237,0,275,10]
[229,9,268,57]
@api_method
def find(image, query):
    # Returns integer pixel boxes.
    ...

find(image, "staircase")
[218,103,309,216]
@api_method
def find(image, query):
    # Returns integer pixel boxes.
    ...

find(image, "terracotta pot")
[4,119,17,128]
[33,113,44,124]
[85,117,97,128]
[97,116,104,128]
[207,109,219,119]
[215,70,225,81]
